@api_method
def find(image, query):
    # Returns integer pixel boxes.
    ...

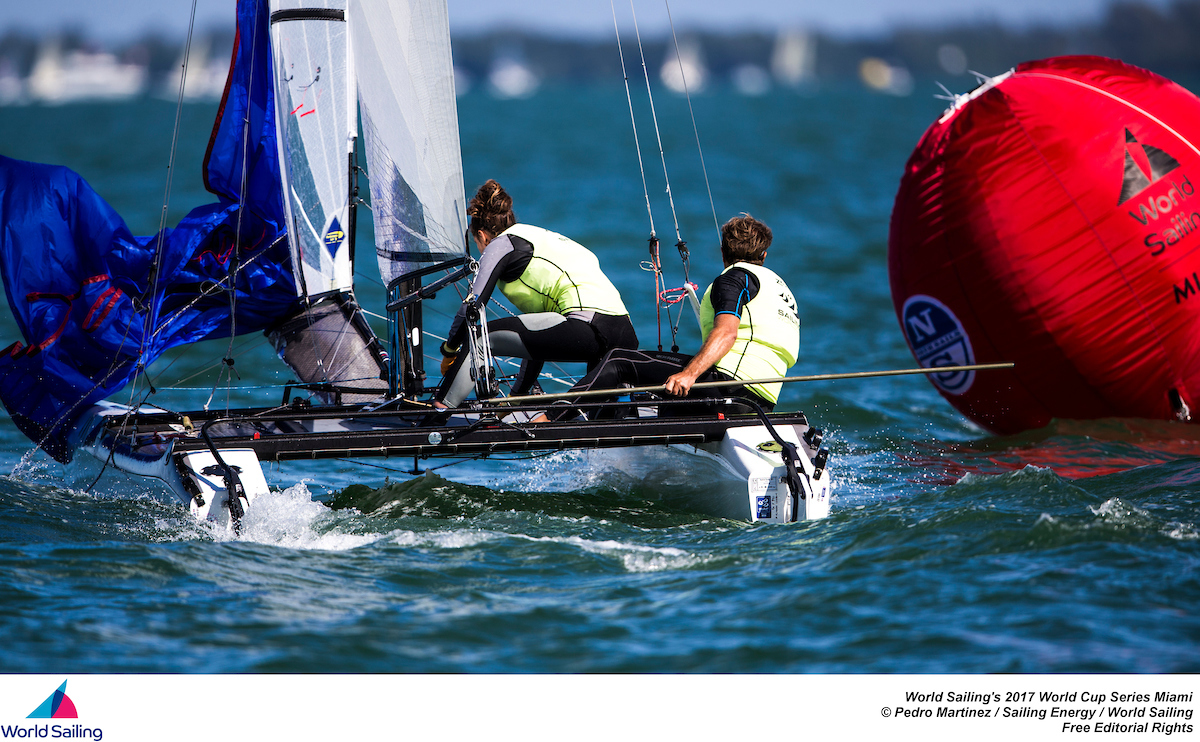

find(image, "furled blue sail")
[0,0,298,462]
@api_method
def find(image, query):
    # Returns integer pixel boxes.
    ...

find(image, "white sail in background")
[350,0,466,286]
[268,0,354,297]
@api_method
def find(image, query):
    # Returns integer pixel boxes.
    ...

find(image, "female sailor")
[432,179,638,408]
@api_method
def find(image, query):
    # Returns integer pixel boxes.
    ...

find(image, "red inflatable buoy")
[889,55,1200,434]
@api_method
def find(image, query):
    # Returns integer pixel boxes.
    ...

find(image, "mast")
[351,0,468,399]
[345,6,358,277]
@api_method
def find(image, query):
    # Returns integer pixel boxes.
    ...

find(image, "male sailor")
[539,213,799,420]
[432,179,638,409]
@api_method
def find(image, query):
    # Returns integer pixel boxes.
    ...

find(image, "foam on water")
[386,526,704,572]
[389,528,498,549]
[223,482,383,551]
[547,535,704,572]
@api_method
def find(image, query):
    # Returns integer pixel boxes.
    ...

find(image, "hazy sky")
[0,0,1175,41]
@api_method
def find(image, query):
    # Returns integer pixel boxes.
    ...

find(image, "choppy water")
[1,81,1198,673]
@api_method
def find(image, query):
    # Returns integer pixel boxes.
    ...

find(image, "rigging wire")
[610,0,656,239]
[621,0,709,352]
[658,0,720,352]
[628,0,682,249]
[663,0,721,248]
[609,1,667,348]
[138,0,200,367]
[149,240,279,344]
[212,0,265,413]
[159,335,273,390]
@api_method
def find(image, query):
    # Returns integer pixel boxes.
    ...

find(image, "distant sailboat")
[859,57,913,97]
[487,47,539,99]
[27,40,147,104]
[660,37,706,94]
[771,29,816,90]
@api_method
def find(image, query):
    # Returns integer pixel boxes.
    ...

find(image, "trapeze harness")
[548,261,800,420]
[437,224,637,406]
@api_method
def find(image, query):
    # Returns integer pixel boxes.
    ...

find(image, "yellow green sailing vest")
[699,262,800,404]
[496,224,630,317]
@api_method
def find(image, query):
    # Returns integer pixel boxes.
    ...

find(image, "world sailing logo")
[1119,128,1181,205]
[27,681,76,719]
[1,680,104,741]
[1119,128,1198,261]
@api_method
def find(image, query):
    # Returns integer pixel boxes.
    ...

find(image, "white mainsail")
[268,0,355,297]
[350,0,467,287]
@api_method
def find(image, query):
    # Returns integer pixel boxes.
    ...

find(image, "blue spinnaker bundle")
[0,0,297,462]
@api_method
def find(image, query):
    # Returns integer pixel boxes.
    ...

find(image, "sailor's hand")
[440,354,457,375]
[664,371,695,397]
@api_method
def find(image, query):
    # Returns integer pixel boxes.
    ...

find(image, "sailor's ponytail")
[468,179,517,237]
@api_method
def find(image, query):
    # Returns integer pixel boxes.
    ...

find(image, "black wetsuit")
[436,232,637,406]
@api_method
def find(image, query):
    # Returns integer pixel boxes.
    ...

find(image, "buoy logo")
[902,295,976,395]
[1119,129,1181,204]
[27,680,76,719]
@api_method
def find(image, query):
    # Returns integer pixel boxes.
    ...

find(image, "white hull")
[702,423,830,522]
[72,401,831,526]
[72,402,269,529]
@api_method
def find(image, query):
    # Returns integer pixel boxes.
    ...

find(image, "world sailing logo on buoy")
[1118,129,1181,205]
[901,295,976,395]
[27,681,76,719]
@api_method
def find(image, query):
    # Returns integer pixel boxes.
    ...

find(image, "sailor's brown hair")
[467,179,517,238]
[720,213,772,265]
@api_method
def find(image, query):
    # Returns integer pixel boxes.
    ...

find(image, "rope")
[610,3,667,352]
[663,0,720,246]
[610,0,655,238]
[658,281,697,305]
[213,0,266,413]
[617,0,719,353]
[628,0,682,248]
[620,5,669,350]
[138,0,200,365]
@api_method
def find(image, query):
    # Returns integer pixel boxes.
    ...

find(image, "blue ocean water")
[0,82,1198,673]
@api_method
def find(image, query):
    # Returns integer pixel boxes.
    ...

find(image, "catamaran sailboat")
[0,0,835,529]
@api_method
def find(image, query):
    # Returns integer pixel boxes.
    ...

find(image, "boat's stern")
[71,402,271,528]
[717,423,831,522]
[175,449,271,525]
